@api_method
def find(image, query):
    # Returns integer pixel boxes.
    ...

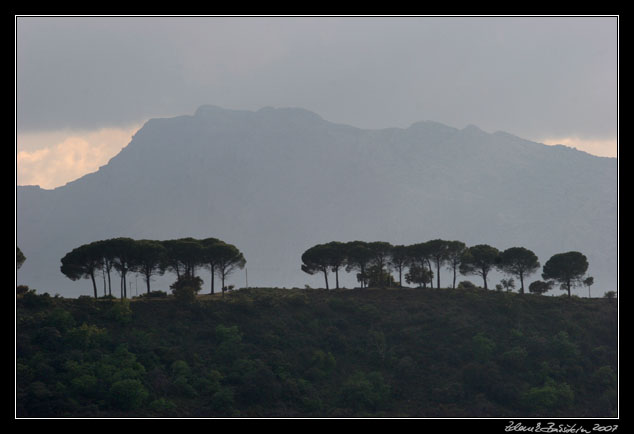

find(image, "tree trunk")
[90,272,97,299]
[335,268,339,290]
[519,272,525,295]
[360,266,366,288]
[323,269,329,290]
[436,262,441,289]
[210,264,215,294]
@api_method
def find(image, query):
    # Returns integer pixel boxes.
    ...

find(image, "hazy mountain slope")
[16,105,617,297]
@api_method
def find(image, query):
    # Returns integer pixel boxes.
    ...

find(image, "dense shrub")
[457,281,477,290]
[139,290,168,298]
[471,332,496,361]
[170,276,202,303]
[105,300,133,324]
[522,378,574,412]
[65,323,108,349]
[21,289,52,308]
[215,324,243,362]
[339,371,391,412]
[108,379,149,410]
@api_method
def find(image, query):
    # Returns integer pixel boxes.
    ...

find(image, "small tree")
[406,243,432,289]
[93,239,116,297]
[107,237,138,299]
[213,243,246,295]
[161,238,204,280]
[583,276,595,298]
[426,239,450,289]
[497,247,540,294]
[17,246,26,269]
[302,243,332,290]
[459,244,500,290]
[366,264,397,288]
[445,240,466,289]
[499,278,515,292]
[389,245,409,288]
[173,238,205,278]
[345,241,374,288]
[201,237,223,294]
[405,263,433,288]
[60,242,103,298]
[542,251,589,298]
[457,280,477,290]
[324,241,347,290]
[367,242,394,288]
[170,275,203,302]
[131,240,167,294]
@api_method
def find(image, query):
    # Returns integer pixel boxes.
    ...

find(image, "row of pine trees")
[58,236,592,298]
[60,237,245,299]
[301,240,592,297]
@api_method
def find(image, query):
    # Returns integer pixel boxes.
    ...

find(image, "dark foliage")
[16,287,617,418]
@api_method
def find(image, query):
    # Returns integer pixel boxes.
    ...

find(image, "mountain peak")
[409,120,457,130]
[461,124,486,134]
[193,104,326,125]
[256,106,325,123]
[194,105,251,118]
[194,104,224,115]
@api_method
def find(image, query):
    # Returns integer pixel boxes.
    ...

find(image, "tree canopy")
[498,247,540,294]
[459,244,500,290]
[213,242,247,294]
[131,240,167,294]
[17,246,26,269]
[542,251,589,298]
[345,241,375,289]
[301,244,334,290]
[60,242,104,298]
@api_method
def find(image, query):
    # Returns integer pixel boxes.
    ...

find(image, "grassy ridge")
[16,287,618,418]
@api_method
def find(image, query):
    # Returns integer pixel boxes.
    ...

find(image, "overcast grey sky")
[16,16,618,188]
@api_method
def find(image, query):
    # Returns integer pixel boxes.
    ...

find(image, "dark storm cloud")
[16,16,617,141]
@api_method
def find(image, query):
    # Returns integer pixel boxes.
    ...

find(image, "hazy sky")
[16,15,618,189]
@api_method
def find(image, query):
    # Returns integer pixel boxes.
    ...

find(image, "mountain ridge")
[17,108,614,193]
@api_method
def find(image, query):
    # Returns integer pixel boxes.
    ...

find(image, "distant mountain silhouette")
[16,105,617,297]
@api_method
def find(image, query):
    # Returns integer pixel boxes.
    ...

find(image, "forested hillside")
[16,287,617,418]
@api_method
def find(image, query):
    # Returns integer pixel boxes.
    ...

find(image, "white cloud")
[539,136,617,158]
[16,124,142,189]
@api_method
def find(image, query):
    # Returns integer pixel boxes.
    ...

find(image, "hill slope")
[16,105,617,297]
[16,288,618,417]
